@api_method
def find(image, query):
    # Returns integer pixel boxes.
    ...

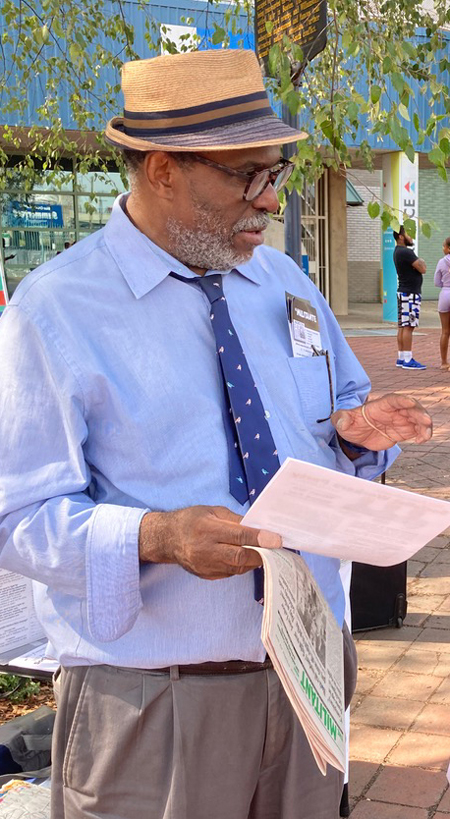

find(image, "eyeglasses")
[189,155,295,202]
[312,346,335,422]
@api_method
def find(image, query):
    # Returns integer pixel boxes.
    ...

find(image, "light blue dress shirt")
[0,197,398,667]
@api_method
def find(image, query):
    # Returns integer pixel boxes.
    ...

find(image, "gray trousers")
[51,626,357,819]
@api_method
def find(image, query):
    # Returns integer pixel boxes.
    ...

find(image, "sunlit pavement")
[337,306,450,817]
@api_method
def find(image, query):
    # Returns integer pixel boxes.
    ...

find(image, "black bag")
[0,705,55,778]
[350,561,408,632]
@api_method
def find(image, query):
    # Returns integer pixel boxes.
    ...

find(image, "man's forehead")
[200,145,282,170]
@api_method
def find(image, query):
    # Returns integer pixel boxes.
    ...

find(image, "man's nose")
[251,183,279,214]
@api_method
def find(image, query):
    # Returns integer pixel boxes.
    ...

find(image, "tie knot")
[196,274,224,304]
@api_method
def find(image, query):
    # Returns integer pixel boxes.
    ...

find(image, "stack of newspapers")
[253,545,345,775]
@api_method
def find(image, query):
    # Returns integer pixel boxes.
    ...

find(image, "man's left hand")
[331,392,433,451]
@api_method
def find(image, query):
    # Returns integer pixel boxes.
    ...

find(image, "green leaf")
[348,101,358,123]
[268,45,280,77]
[342,31,352,49]
[403,218,416,238]
[416,131,425,146]
[389,117,404,145]
[428,146,445,166]
[391,73,405,95]
[69,43,80,63]
[211,26,226,45]
[421,222,432,239]
[413,112,420,131]
[265,20,274,35]
[391,216,400,233]
[398,103,410,121]
[371,85,381,104]
[439,137,450,156]
[367,201,380,219]
[33,27,44,46]
[292,44,303,63]
[286,89,299,117]
[320,120,334,142]
[381,209,392,232]
[404,143,415,164]
[41,25,50,44]
[52,17,64,38]
[402,41,417,59]
[437,166,448,182]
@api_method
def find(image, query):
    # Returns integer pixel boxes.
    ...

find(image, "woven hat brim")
[105,115,307,152]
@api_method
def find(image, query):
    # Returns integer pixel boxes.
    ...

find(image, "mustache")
[231,214,271,236]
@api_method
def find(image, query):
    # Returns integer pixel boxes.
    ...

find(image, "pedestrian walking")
[0,49,433,819]
[393,225,427,370]
[434,237,450,369]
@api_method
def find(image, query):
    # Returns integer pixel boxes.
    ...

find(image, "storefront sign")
[400,157,419,250]
[381,152,419,322]
[7,202,64,229]
[255,0,327,72]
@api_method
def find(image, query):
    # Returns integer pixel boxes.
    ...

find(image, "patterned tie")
[195,273,281,602]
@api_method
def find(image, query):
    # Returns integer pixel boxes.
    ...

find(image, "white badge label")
[286,292,322,358]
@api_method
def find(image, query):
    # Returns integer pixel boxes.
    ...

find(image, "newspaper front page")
[252,547,345,776]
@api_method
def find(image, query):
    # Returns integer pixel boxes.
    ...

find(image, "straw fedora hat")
[105,49,307,152]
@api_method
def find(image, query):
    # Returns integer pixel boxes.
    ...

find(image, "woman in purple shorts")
[434,237,450,369]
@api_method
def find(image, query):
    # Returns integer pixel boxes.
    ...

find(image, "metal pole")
[282,103,302,268]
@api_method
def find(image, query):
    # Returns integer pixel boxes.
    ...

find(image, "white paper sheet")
[0,569,45,653]
[243,458,450,566]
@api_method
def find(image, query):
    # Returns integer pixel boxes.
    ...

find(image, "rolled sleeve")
[87,504,146,641]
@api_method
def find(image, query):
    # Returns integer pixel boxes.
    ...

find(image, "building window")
[0,161,126,300]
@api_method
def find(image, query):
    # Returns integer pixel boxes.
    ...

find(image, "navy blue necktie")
[196,273,281,500]
[171,273,280,602]
[179,272,281,602]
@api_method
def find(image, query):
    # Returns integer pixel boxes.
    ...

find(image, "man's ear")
[142,152,180,201]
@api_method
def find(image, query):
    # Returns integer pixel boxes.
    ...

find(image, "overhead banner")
[255,0,327,73]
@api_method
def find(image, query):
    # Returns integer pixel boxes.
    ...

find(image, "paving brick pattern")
[342,324,450,817]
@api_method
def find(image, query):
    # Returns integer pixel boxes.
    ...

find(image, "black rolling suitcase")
[350,561,408,632]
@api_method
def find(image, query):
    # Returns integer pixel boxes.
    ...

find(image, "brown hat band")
[123,90,273,138]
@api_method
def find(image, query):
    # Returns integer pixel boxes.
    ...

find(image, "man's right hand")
[139,506,282,580]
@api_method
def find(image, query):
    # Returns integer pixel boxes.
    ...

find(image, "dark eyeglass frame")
[189,154,295,201]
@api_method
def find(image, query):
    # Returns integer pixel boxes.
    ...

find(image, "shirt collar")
[103,195,261,299]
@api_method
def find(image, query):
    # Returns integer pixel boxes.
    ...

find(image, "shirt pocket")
[287,355,335,432]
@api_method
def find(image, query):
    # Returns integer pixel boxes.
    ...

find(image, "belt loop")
[170,665,180,681]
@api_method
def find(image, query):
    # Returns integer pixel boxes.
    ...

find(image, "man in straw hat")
[0,48,432,818]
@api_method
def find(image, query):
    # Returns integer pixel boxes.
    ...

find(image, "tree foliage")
[264,0,450,236]
[0,0,449,234]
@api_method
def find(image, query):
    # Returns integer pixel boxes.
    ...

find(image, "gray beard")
[166,200,270,271]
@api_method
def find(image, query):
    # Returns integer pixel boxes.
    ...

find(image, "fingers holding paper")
[139,505,282,581]
[331,392,433,451]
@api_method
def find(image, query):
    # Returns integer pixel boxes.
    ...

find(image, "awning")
[346,179,364,206]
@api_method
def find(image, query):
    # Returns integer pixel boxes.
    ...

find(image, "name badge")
[285,292,322,358]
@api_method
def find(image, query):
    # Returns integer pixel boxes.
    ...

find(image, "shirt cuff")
[332,433,401,480]
[86,504,147,642]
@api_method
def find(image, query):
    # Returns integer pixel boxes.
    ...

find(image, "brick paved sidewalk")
[343,326,450,818]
